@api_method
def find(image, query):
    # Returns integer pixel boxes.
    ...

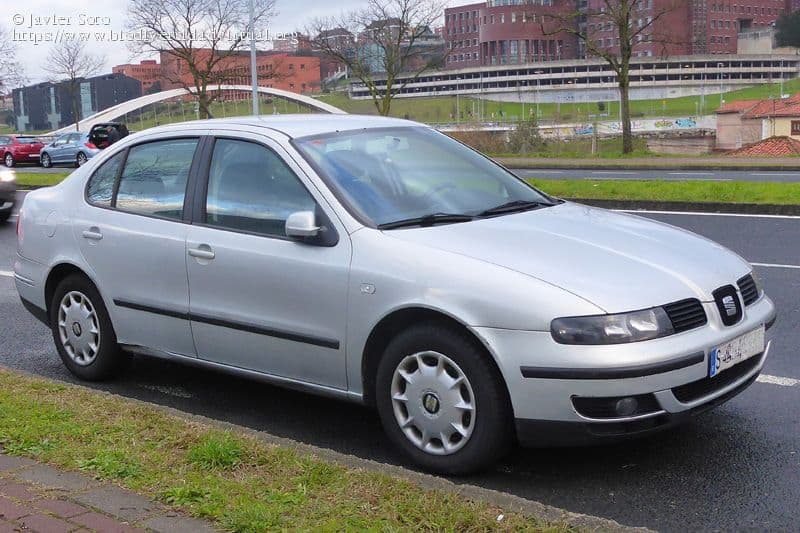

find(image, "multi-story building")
[112,60,162,93]
[444,0,796,69]
[12,73,142,131]
[444,1,578,68]
[159,49,322,94]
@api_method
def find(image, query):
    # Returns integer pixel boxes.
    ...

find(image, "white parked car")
[14,116,776,474]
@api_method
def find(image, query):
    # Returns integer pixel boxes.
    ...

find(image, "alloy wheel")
[4,154,12,167]
[76,153,87,166]
[57,291,101,366]
[390,350,476,455]
[41,154,51,168]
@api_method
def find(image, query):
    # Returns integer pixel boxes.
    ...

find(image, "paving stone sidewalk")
[0,453,217,533]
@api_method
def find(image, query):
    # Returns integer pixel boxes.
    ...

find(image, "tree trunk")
[618,71,632,154]
[197,91,212,119]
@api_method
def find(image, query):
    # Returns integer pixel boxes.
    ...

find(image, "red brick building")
[112,60,162,93]
[159,49,321,94]
[444,1,577,68]
[444,0,796,69]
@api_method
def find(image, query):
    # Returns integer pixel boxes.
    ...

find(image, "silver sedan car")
[14,116,776,474]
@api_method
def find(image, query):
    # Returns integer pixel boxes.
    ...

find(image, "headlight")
[551,307,674,345]
[0,170,15,183]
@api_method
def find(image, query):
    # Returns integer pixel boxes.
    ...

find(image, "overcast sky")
[7,0,473,85]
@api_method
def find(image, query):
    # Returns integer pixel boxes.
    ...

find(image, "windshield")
[293,126,553,228]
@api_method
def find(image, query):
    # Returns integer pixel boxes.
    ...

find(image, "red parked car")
[0,135,44,167]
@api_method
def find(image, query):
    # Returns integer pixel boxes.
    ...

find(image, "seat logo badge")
[422,393,440,415]
[722,295,737,317]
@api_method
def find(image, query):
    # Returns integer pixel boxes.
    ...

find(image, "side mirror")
[285,211,320,239]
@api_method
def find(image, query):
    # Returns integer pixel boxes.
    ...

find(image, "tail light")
[85,142,97,149]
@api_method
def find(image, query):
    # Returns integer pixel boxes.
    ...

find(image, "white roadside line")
[590,171,638,175]
[667,172,714,175]
[757,374,799,387]
[750,262,800,270]
[751,173,800,177]
[617,209,800,220]
[591,176,732,181]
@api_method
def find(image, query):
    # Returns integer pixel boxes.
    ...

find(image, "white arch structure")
[47,85,346,136]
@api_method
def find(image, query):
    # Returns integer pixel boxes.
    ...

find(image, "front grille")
[663,298,707,333]
[737,274,759,306]
[672,354,761,403]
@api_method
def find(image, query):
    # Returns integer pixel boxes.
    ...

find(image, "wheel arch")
[44,262,98,318]
[360,306,510,408]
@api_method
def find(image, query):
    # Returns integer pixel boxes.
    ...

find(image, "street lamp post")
[717,62,725,108]
[456,76,461,124]
[249,0,259,116]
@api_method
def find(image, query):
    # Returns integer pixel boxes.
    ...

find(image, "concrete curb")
[567,198,800,216]
[2,366,651,532]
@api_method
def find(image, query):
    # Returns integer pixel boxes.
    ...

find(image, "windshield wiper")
[377,213,474,230]
[476,199,553,217]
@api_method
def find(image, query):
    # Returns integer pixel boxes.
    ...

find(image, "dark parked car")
[1,135,44,167]
[0,169,15,222]
[88,123,129,149]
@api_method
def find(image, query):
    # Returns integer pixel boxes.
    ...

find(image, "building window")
[792,121,800,135]
[300,64,305,70]
[511,12,516,23]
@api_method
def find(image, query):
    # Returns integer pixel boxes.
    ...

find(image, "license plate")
[709,326,765,378]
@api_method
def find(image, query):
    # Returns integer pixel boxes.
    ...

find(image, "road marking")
[618,209,800,220]
[590,171,638,175]
[757,374,799,387]
[751,262,800,270]
[667,172,714,175]
[527,170,563,174]
[0,270,12,278]
[751,173,800,177]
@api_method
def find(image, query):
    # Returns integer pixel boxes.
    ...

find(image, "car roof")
[142,114,422,139]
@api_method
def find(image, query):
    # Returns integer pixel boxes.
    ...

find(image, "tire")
[0,211,9,223]
[41,153,51,168]
[375,323,513,475]
[76,152,87,167]
[4,153,13,167]
[49,274,130,381]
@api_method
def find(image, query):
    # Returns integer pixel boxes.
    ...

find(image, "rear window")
[16,137,39,144]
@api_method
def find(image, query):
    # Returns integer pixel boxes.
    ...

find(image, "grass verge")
[13,172,70,188]
[0,368,572,532]
[529,179,800,205]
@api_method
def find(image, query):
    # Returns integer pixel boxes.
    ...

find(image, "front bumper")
[474,294,776,446]
[0,182,15,215]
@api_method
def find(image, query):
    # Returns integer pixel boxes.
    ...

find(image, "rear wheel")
[76,152,87,167]
[4,153,13,167]
[375,323,513,474]
[49,274,130,381]
[41,153,52,168]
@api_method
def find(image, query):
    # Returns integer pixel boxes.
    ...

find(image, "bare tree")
[43,41,105,131]
[540,0,687,153]
[0,26,26,94]
[126,0,276,119]
[308,0,448,116]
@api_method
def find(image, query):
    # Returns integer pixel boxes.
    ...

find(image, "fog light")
[614,397,639,417]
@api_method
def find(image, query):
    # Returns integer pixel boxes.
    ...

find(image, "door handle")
[188,247,215,260]
[82,228,103,241]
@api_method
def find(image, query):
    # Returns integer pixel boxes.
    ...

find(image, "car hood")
[383,202,751,313]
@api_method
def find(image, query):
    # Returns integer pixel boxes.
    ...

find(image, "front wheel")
[41,153,52,168]
[4,153,13,167]
[375,324,513,474]
[49,274,130,381]
[76,152,87,167]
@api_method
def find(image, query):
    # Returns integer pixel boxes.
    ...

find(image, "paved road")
[1,205,799,532]
[515,168,800,182]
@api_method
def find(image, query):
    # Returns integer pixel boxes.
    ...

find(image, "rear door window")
[115,138,199,220]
